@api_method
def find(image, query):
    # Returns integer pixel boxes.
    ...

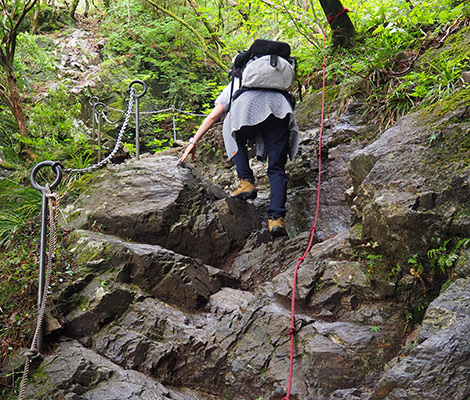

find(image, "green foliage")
[29,85,80,136]
[0,179,42,245]
[387,263,402,280]
[427,237,470,274]
[364,252,383,278]
[0,110,20,160]
[2,0,466,167]
[24,84,95,166]
[369,326,381,332]
[322,0,469,128]
[123,142,136,156]
[97,0,221,144]
[407,253,424,274]
[148,137,173,153]
[14,33,57,90]
[100,0,221,98]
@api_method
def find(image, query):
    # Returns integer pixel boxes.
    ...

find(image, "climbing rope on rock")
[282,20,328,400]
[17,186,59,400]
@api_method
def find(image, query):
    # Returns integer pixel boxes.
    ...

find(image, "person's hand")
[179,142,196,163]
[178,103,224,164]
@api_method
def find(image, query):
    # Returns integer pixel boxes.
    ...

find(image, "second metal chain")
[65,88,135,174]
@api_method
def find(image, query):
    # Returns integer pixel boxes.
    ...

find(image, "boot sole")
[270,226,288,239]
[231,191,257,200]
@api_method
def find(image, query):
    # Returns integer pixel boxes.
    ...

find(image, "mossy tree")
[0,0,38,159]
[319,0,356,48]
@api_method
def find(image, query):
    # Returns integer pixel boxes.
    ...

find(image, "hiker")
[179,39,299,239]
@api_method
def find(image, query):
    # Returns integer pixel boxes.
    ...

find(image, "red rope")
[327,7,350,24]
[282,23,328,400]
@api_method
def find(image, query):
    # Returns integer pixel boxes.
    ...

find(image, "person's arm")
[179,102,225,163]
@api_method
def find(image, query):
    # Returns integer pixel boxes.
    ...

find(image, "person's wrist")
[189,137,197,145]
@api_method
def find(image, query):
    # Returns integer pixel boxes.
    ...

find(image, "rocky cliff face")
[5,30,470,400]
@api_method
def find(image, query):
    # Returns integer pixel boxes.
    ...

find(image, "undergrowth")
[322,1,470,130]
[0,179,42,245]
[0,218,76,396]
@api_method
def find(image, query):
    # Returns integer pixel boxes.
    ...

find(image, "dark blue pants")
[233,114,290,219]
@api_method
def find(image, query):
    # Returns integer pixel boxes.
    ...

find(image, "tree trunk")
[32,0,41,33]
[0,0,39,158]
[70,0,80,19]
[0,66,28,137]
[319,0,355,48]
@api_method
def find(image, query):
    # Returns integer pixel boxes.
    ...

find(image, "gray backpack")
[242,55,295,91]
[228,39,299,109]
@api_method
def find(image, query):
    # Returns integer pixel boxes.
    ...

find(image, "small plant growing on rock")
[427,237,470,276]
[408,254,426,290]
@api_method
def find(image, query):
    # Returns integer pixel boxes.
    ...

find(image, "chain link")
[65,89,135,174]
[18,186,59,400]
[101,108,126,125]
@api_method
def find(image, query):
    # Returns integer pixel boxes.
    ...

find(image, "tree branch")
[0,82,14,111]
[145,0,227,71]
[8,0,39,61]
[281,4,321,49]
[186,0,226,50]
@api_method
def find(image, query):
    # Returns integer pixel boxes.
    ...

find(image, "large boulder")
[23,340,218,400]
[63,229,238,320]
[63,155,262,266]
[349,87,470,262]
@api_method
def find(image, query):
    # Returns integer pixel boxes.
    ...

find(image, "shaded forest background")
[1,0,469,396]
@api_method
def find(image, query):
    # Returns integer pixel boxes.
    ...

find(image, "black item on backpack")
[231,87,296,109]
[249,39,291,59]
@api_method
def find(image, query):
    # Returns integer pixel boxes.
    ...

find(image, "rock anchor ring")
[89,96,99,107]
[128,80,147,99]
[31,161,63,192]
[94,101,108,115]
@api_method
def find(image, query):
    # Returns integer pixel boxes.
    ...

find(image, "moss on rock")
[416,26,470,73]
[295,85,341,129]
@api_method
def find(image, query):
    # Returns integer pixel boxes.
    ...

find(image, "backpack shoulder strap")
[232,87,296,109]
[228,76,242,112]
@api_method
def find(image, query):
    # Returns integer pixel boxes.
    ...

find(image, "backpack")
[228,39,299,110]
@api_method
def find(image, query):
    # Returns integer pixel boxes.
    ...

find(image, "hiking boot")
[231,179,257,200]
[269,218,288,239]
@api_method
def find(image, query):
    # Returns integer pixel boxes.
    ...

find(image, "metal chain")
[101,108,125,125]
[18,186,59,400]
[65,89,135,174]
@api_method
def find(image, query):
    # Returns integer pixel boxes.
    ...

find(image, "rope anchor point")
[128,79,147,98]
[30,161,63,192]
